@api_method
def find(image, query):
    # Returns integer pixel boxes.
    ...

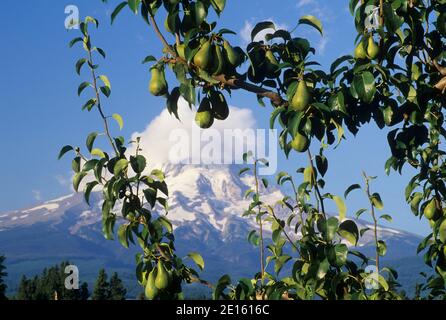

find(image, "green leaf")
[82,159,98,172]
[251,21,275,41]
[82,98,97,111]
[261,178,269,188]
[188,252,205,271]
[91,148,106,158]
[344,184,361,199]
[99,75,111,89]
[69,37,83,48]
[316,258,329,279]
[128,0,141,14]
[114,159,129,176]
[248,230,260,246]
[84,181,99,206]
[179,81,196,106]
[210,0,226,14]
[380,214,393,222]
[328,244,348,267]
[76,58,87,75]
[72,157,81,173]
[95,47,106,59]
[84,16,99,28]
[378,274,389,291]
[298,15,323,35]
[130,155,146,174]
[86,132,98,152]
[377,240,387,256]
[329,195,347,221]
[100,86,111,97]
[371,193,384,210]
[158,216,173,233]
[78,82,92,96]
[238,167,250,176]
[111,2,128,24]
[58,145,74,160]
[338,220,359,246]
[270,106,285,129]
[142,55,157,64]
[143,188,157,208]
[112,113,124,130]
[315,155,328,177]
[325,217,339,241]
[73,172,87,192]
[117,224,129,248]
[353,71,376,103]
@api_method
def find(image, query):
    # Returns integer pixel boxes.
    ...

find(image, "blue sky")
[0,0,429,235]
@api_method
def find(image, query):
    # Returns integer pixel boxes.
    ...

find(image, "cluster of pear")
[289,80,312,153]
[195,90,229,128]
[149,65,168,97]
[248,47,281,83]
[424,197,443,222]
[188,38,244,76]
[423,197,446,245]
[354,34,380,60]
[144,260,173,300]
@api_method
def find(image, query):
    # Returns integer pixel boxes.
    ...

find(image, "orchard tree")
[109,272,127,300]
[92,269,110,300]
[61,0,446,300]
[0,255,7,300]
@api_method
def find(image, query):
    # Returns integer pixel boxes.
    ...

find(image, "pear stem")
[362,172,380,273]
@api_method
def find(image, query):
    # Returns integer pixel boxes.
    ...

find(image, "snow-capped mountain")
[0,164,425,295]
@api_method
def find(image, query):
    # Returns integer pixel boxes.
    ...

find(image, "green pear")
[354,39,368,60]
[181,11,194,33]
[440,219,446,244]
[149,67,168,97]
[211,45,225,76]
[424,198,441,221]
[210,90,229,120]
[195,98,214,128]
[145,269,159,300]
[154,260,170,290]
[367,37,380,60]
[192,1,207,26]
[290,132,310,153]
[290,81,311,112]
[193,40,213,71]
[264,50,279,78]
[223,40,241,67]
[383,105,395,126]
[176,43,186,60]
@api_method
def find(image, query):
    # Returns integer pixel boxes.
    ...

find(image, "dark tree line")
[8,260,126,300]
[0,255,7,300]
[92,268,127,300]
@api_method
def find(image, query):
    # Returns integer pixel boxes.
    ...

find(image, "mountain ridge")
[0,164,426,296]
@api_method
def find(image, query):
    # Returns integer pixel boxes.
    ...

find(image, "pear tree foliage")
[60,0,446,299]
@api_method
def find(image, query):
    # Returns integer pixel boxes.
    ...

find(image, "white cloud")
[240,19,288,45]
[297,0,315,8]
[55,174,70,188]
[32,190,42,201]
[127,99,262,168]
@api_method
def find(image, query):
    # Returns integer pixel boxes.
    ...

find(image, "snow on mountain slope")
[0,164,423,293]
